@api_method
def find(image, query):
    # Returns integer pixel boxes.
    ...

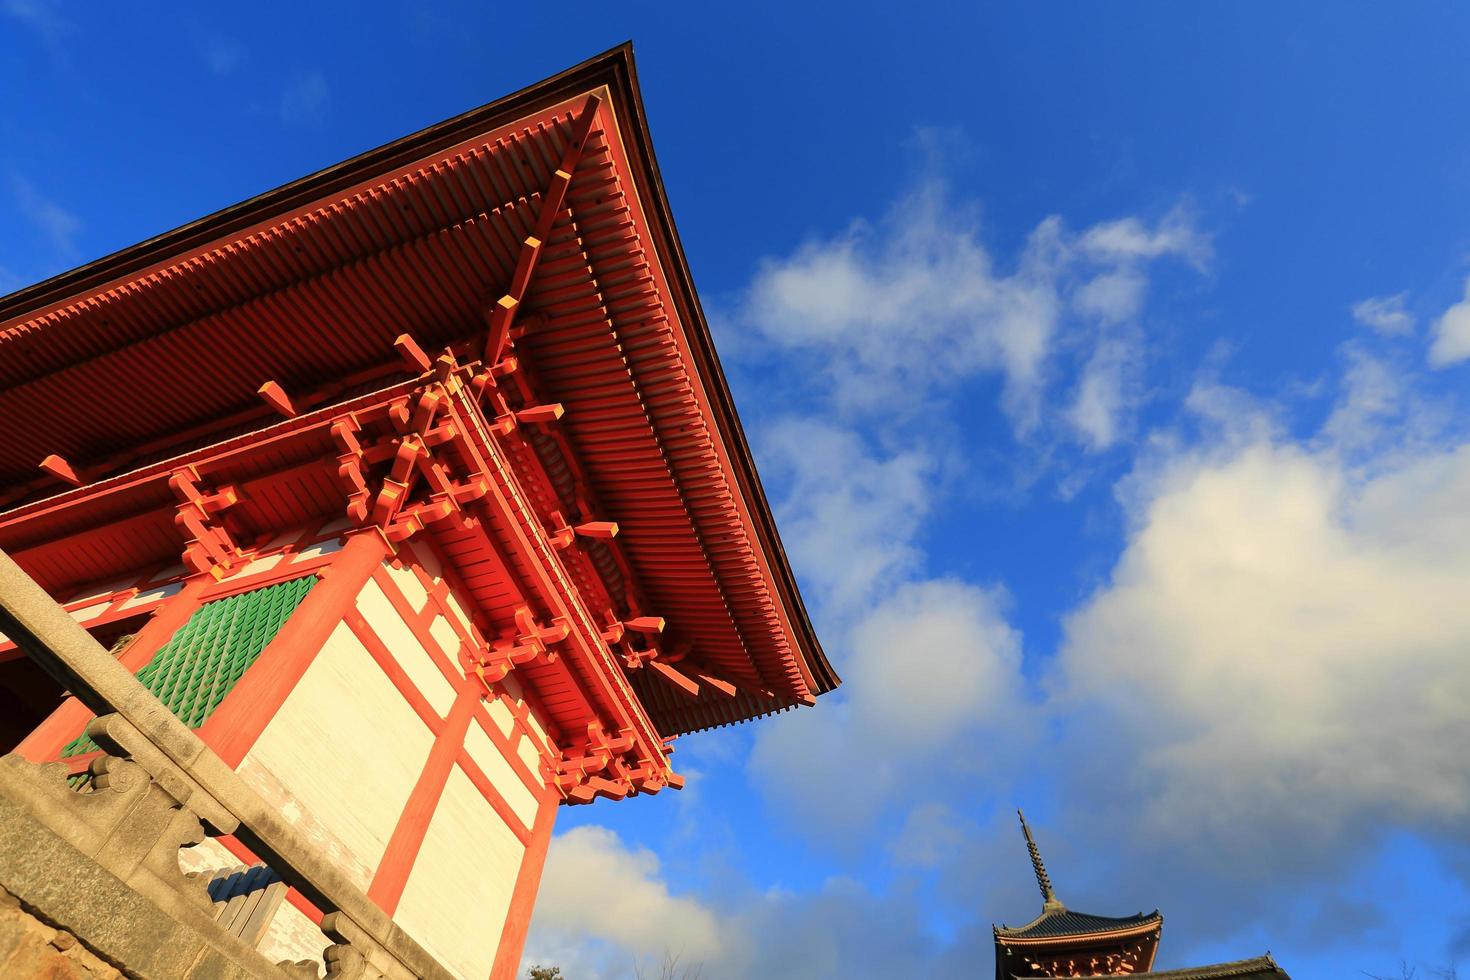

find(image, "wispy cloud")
[1,0,67,42]
[191,28,247,76]
[526,824,993,979]
[730,179,1208,449]
[1067,332,1141,452]
[1077,205,1213,271]
[1352,292,1415,336]
[8,173,82,257]
[280,70,330,128]
[756,419,932,616]
[1428,276,1470,368]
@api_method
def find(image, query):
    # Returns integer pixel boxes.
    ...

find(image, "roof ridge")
[1130,952,1284,979]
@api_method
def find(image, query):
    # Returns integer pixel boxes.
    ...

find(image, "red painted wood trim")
[342,610,446,735]
[468,703,545,799]
[368,564,461,687]
[213,834,326,926]
[199,530,391,768]
[198,551,338,601]
[403,536,491,650]
[366,559,549,793]
[366,682,480,915]
[15,575,212,762]
[454,745,533,846]
[501,691,556,770]
[0,602,155,660]
[488,785,560,980]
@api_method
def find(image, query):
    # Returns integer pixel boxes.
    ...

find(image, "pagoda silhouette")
[994,812,1289,979]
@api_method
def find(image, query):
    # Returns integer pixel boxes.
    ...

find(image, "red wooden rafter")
[485,94,603,367]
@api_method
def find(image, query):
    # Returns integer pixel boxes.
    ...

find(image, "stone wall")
[0,884,126,979]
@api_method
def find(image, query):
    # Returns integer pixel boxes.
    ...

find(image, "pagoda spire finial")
[1018,809,1065,912]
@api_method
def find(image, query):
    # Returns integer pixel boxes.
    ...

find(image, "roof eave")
[603,48,838,699]
[993,911,1163,943]
[0,41,838,703]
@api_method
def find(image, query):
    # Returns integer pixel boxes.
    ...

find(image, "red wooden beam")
[649,659,700,699]
[394,333,433,374]
[624,616,665,634]
[684,664,738,698]
[484,295,519,366]
[484,94,602,366]
[514,403,564,425]
[508,236,543,299]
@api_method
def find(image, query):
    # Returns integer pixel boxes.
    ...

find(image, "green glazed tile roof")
[63,575,317,757]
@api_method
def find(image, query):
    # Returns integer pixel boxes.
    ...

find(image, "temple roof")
[993,906,1163,941]
[1131,954,1289,979]
[0,44,837,736]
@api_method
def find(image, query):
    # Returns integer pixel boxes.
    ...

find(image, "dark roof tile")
[994,906,1162,939]
[1133,954,1289,979]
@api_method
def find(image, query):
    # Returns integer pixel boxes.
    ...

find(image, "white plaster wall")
[356,575,457,719]
[394,765,529,980]
[238,620,433,892]
[175,837,239,878]
[255,899,330,975]
[463,719,539,831]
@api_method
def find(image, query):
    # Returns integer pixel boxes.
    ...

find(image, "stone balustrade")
[0,548,455,980]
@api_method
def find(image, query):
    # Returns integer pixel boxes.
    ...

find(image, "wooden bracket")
[169,468,245,579]
[471,606,570,683]
[553,721,678,804]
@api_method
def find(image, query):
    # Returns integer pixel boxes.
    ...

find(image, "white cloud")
[890,803,970,868]
[526,826,723,977]
[1318,344,1451,456]
[1053,398,1470,874]
[842,579,1025,748]
[736,180,1208,442]
[750,578,1030,833]
[1068,335,1139,451]
[529,837,971,980]
[1428,276,1470,367]
[742,181,1059,429]
[1077,204,1212,271]
[759,418,932,617]
[1073,268,1148,325]
[1352,293,1415,336]
[8,173,81,257]
[748,415,1034,832]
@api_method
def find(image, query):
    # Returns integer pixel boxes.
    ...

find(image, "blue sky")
[5,4,1470,977]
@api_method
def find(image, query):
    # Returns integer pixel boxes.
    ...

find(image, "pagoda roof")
[993,906,1162,941]
[1132,954,1289,979]
[0,44,837,735]
[995,811,1163,943]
